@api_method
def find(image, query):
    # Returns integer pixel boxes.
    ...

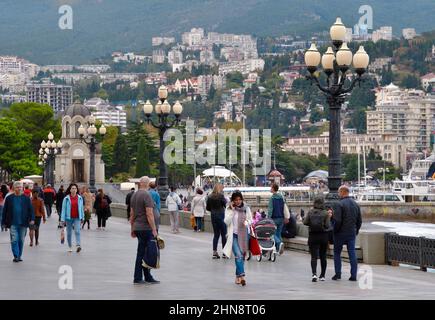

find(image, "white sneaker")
[279,243,284,255]
[312,275,318,282]
[319,277,326,281]
[68,247,73,253]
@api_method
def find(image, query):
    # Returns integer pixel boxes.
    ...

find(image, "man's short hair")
[338,185,350,194]
[13,181,22,189]
[271,183,279,192]
[130,187,135,191]
[140,176,150,186]
[149,181,156,189]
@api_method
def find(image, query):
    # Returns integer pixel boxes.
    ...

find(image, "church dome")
[63,102,91,118]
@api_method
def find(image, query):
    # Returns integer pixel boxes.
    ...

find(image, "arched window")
[75,121,82,138]
[65,121,70,138]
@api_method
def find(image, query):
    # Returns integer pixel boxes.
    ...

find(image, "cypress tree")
[135,137,150,177]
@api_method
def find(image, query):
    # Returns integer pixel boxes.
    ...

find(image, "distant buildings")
[152,49,166,64]
[372,26,393,42]
[421,73,435,91]
[284,131,406,169]
[402,28,417,40]
[219,59,265,76]
[26,80,73,112]
[83,97,127,128]
[152,37,176,46]
[0,56,39,92]
[182,28,205,46]
[367,83,435,152]
[168,49,183,65]
[41,64,110,73]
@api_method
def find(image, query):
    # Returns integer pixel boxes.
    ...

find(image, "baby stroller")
[247,218,277,262]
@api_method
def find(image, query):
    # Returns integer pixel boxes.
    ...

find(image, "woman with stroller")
[222,191,252,286]
[303,196,332,282]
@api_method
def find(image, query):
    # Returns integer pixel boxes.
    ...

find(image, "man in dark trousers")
[125,187,135,221]
[130,177,159,285]
[43,184,56,218]
[332,185,362,281]
[1,181,35,262]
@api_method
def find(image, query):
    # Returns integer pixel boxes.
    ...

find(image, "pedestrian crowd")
[1,179,362,288]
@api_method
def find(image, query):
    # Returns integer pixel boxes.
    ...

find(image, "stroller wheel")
[271,252,277,262]
[257,254,262,262]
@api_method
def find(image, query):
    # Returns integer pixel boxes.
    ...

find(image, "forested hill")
[0,0,434,64]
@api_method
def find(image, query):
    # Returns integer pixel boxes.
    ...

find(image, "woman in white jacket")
[222,191,252,286]
[191,188,206,232]
[165,186,182,233]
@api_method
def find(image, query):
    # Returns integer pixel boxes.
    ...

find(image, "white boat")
[391,152,435,202]
[357,191,405,203]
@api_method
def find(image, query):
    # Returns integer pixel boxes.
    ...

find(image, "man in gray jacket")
[332,185,362,282]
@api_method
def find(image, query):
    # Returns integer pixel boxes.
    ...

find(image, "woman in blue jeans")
[223,191,252,286]
[61,183,84,253]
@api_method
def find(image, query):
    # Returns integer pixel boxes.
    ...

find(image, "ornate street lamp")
[40,132,62,186]
[305,17,370,201]
[142,85,183,202]
[78,116,106,194]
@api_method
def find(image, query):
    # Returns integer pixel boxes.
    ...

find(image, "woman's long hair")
[211,183,223,197]
[65,183,79,196]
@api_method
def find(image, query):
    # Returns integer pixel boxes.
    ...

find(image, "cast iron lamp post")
[304,17,370,200]
[142,85,183,203]
[78,116,106,194]
[40,132,62,187]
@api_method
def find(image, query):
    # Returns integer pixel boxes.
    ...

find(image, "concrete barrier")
[110,203,385,265]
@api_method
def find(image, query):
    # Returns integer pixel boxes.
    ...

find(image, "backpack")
[309,211,327,233]
[101,197,109,209]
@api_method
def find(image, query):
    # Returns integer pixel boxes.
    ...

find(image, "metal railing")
[385,233,435,271]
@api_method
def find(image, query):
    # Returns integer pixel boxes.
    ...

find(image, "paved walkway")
[0,216,434,300]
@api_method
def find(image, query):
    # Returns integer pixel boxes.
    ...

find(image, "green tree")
[0,118,40,178]
[400,74,421,89]
[3,102,61,153]
[135,137,151,177]
[112,133,130,175]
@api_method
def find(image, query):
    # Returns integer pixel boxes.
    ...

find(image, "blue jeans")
[211,213,227,251]
[273,218,284,251]
[195,217,203,231]
[333,233,358,278]
[65,219,81,247]
[134,230,154,282]
[232,234,245,277]
[10,225,27,259]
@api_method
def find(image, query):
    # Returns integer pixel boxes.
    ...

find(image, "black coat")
[94,194,112,219]
[333,197,362,236]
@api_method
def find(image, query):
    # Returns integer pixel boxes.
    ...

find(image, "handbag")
[249,226,261,256]
[142,238,160,269]
[157,235,165,250]
[60,228,65,244]
[190,214,196,229]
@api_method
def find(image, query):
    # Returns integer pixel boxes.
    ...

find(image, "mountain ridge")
[1,0,434,64]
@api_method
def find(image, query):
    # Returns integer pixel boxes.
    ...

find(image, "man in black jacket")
[332,185,362,282]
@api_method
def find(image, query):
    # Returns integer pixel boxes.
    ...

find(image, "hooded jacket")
[303,196,331,234]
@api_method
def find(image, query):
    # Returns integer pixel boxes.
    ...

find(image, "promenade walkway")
[0,216,434,300]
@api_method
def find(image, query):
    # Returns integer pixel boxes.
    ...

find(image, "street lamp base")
[158,185,170,207]
[325,191,341,214]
